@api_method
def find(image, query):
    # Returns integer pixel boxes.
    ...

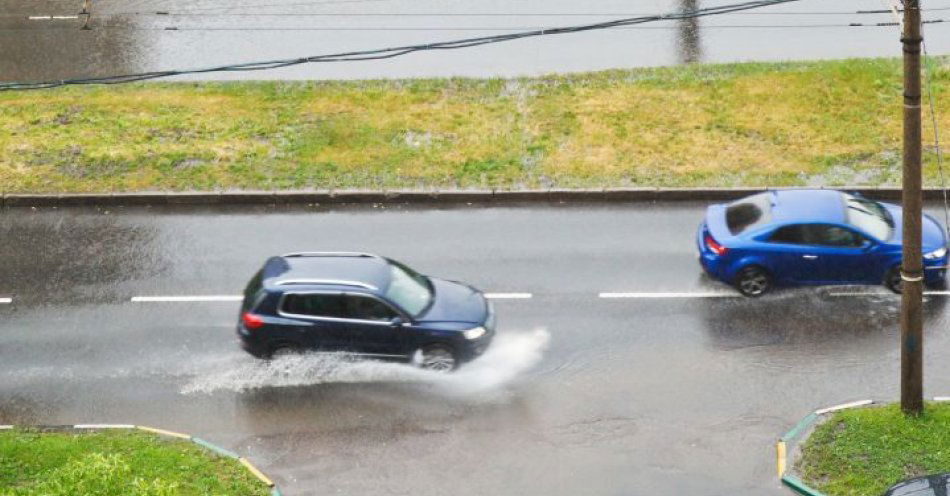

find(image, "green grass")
[0,429,270,496]
[2,57,949,192]
[797,403,950,496]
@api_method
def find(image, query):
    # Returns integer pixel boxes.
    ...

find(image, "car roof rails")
[273,279,379,290]
[281,252,381,259]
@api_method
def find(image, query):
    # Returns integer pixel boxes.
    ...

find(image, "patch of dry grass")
[0,58,946,192]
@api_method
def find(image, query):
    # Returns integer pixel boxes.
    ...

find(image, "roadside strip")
[2,187,945,208]
[0,424,281,496]
[777,399,876,496]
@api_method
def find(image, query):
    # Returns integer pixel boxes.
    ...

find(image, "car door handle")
[802,255,818,260]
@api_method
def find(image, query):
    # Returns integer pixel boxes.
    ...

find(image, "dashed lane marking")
[598,292,739,299]
[829,290,950,297]
[131,296,243,303]
[133,293,533,303]
[0,298,11,304]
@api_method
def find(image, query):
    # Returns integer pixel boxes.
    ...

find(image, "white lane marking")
[598,292,739,299]
[0,298,10,304]
[828,291,891,297]
[830,290,950,297]
[131,295,243,303]
[814,399,874,415]
[74,424,135,429]
[133,293,534,302]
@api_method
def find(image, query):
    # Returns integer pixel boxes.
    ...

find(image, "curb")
[777,399,875,496]
[0,187,941,208]
[0,424,282,496]
[775,398,950,495]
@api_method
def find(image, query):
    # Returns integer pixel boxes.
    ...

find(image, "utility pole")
[79,0,92,30]
[677,0,702,64]
[900,0,924,416]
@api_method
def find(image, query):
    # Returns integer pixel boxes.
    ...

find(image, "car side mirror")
[861,240,875,251]
[390,316,407,327]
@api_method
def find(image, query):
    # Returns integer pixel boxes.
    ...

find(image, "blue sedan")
[697,189,949,296]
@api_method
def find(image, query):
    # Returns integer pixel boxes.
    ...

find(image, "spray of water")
[180,329,550,397]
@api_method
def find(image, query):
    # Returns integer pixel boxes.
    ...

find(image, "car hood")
[415,277,488,325]
[882,203,947,252]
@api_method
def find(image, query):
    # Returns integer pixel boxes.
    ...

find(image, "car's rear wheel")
[269,344,302,360]
[885,265,902,294]
[415,345,458,372]
[735,266,771,297]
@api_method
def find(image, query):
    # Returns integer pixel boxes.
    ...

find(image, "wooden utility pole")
[79,0,92,30]
[901,0,924,416]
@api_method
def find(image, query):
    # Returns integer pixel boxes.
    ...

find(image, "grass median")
[1,57,949,193]
[0,428,270,496]
[797,403,950,496]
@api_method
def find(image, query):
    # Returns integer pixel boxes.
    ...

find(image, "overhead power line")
[7,20,946,31]
[0,0,806,91]
[88,6,950,17]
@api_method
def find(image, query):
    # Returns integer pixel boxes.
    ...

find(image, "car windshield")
[383,260,434,317]
[843,193,893,241]
[726,193,773,235]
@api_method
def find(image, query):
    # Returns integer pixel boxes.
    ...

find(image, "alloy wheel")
[418,346,457,372]
[737,267,770,297]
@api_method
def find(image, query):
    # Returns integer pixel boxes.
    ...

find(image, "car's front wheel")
[734,266,771,297]
[414,345,458,372]
[885,265,902,294]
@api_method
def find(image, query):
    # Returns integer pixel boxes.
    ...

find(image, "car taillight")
[242,312,264,330]
[705,234,728,256]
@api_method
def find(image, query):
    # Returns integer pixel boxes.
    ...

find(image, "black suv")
[237,252,495,371]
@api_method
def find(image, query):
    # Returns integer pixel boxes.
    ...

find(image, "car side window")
[812,225,864,247]
[281,293,347,318]
[345,295,398,322]
[769,225,808,244]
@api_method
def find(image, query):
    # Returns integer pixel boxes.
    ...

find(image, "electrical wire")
[7,21,941,31]
[0,0,811,91]
[91,6,950,17]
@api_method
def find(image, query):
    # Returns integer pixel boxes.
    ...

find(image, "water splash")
[180,329,550,397]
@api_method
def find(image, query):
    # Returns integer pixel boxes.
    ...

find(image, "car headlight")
[463,326,486,340]
[925,246,948,260]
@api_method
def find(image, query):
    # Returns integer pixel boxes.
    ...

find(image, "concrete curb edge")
[0,424,282,496]
[774,397,950,495]
[0,187,939,208]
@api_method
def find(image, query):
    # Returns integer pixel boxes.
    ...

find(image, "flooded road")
[2,0,948,82]
[2,202,950,495]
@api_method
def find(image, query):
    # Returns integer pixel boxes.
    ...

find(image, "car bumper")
[924,259,948,285]
[457,328,495,362]
[237,326,269,359]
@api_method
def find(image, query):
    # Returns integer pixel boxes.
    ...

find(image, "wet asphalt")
[3,0,948,82]
[2,201,950,495]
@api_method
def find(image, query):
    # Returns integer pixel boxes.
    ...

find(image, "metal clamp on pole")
[79,0,92,30]
[902,270,924,283]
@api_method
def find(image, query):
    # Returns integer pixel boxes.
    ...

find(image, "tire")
[414,344,458,372]
[734,266,772,297]
[268,344,302,360]
[885,265,902,294]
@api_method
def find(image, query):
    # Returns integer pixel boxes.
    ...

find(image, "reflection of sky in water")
[0,0,947,81]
